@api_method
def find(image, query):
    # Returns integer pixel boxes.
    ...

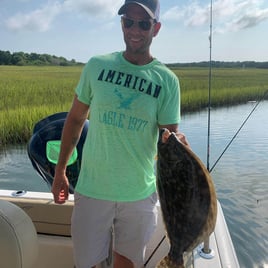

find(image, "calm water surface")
[0,101,268,268]
[180,101,268,268]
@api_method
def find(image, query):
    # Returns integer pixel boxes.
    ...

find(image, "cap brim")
[118,2,155,20]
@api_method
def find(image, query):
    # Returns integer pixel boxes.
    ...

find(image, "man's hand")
[51,172,69,204]
[175,132,191,148]
[159,124,190,149]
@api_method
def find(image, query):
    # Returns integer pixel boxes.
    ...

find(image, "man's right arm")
[52,95,89,203]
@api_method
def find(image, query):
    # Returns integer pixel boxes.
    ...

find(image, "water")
[180,101,268,268]
[1,101,268,268]
[0,145,49,192]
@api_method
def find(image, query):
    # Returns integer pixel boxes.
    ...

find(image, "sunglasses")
[121,16,155,31]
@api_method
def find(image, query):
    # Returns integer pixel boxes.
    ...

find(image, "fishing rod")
[200,0,215,258]
[206,0,213,172]
[209,89,268,173]
[143,236,166,267]
[205,0,268,173]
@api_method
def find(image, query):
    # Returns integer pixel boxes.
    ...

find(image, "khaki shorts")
[71,191,158,268]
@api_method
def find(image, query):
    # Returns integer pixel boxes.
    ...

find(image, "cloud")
[185,3,210,27]
[6,0,268,34]
[226,8,268,32]
[161,6,184,22]
[163,0,268,33]
[213,0,268,32]
[5,0,122,32]
[62,0,122,18]
[5,2,61,32]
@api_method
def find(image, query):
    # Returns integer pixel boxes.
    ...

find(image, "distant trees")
[167,61,268,69]
[0,50,83,66]
[1,50,267,68]
[0,51,12,65]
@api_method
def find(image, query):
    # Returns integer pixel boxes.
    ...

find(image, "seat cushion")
[0,199,38,268]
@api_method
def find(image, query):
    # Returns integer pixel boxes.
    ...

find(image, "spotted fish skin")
[156,129,217,268]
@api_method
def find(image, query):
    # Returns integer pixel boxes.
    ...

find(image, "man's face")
[121,4,161,56]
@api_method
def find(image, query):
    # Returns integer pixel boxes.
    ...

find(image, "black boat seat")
[0,199,38,268]
[27,112,89,193]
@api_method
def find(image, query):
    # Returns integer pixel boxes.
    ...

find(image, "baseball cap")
[118,0,160,21]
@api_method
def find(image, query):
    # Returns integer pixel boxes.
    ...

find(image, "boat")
[0,188,239,268]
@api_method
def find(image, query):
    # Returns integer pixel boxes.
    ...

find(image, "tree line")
[1,50,267,68]
[0,50,83,66]
[167,60,268,69]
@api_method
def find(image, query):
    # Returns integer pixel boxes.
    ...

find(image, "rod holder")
[197,237,215,259]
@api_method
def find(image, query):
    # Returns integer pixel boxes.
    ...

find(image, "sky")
[1,0,268,64]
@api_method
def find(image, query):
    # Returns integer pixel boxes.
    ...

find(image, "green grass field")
[171,67,268,111]
[1,65,267,146]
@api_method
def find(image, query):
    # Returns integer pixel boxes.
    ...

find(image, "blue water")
[0,101,268,268]
[180,101,268,268]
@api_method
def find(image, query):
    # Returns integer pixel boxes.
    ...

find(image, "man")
[52,0,189,267]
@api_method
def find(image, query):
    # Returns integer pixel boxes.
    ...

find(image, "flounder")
[156,129,217,268]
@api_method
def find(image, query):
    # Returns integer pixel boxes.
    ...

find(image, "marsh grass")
[173,67,268,112]
[0,66,81,145]
[1,65,268,145]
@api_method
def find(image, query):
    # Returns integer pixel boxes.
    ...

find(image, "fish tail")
[156,255,185,268]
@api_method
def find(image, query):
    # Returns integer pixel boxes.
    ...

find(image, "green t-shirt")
[75,52,180,201]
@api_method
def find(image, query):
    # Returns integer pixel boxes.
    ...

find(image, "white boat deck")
[0,189,240,268]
